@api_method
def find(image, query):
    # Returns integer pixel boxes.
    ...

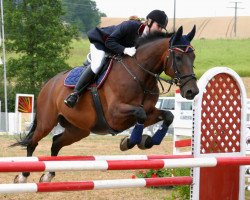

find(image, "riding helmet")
[146,10,168,29]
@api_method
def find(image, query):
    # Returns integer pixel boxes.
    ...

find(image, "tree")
[62,0,106,35]
[4,0,77,111]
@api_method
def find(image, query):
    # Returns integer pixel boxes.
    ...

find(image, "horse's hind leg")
[40,119,90,182]
[13,114,58,183]
[13,143,39,183]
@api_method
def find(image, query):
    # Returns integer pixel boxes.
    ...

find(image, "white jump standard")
[191,67,247,200]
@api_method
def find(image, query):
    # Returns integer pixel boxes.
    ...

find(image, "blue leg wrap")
[130,123,144,144]
[151,124,168,145]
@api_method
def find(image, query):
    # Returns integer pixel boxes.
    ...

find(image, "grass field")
[67,38,250,78]
[192,39,250,77]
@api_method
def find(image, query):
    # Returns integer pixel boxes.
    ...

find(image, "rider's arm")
[105,21,139,55]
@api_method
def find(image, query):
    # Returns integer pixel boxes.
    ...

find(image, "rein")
[117,57,174,95]
[133,57,175,94]
[116,44,196,95]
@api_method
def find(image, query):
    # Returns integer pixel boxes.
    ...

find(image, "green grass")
[193,39,250,78]
[67,38,250,78]
[67,39,90,67]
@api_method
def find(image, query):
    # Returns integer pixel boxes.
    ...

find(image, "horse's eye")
[175,55,182,62]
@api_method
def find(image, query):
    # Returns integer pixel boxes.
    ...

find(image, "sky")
[94,0,250,18]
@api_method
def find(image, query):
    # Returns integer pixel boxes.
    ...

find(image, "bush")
[134,169,173,178]
[133,168,190,199]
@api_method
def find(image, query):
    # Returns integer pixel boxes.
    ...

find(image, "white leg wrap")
[39,172,55,182]
[14,173,28,183]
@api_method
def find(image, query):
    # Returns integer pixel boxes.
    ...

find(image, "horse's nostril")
[186,90,193,96]
[186,89,199,100]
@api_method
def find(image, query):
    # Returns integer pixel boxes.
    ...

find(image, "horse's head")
[165,26,199,100]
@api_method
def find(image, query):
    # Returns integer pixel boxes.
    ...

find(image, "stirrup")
[64,93,79,108]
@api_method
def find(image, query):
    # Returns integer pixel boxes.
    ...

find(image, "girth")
[90,87,121,135]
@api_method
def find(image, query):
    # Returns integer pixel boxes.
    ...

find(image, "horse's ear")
[171,26,183,46]
[186,25,196,42]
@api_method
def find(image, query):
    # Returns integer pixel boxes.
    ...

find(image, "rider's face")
[145,19,163,34]
[150,22,163,32]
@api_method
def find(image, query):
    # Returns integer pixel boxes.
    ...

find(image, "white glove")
[123,47,136,57]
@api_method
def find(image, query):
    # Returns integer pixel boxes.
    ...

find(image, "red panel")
[175,139,192,147]
[200,73,241,154]
[199,166,240,200]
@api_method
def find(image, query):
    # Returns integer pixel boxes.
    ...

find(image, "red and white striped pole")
[1,157,250,172]
[0,154,192,162]
[0,177,192,193]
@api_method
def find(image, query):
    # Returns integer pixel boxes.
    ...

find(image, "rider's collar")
[138,24,146,36]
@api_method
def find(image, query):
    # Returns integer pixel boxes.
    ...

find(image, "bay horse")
[12,26,199,183]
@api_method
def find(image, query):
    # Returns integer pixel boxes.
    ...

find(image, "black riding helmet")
[146,10,168,29]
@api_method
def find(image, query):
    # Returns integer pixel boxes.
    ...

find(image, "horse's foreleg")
[118,105,147,151]
[151,109,174,145]
[138,109,174,149]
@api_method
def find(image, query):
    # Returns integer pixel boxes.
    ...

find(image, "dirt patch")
[242,77,250,97]
[101,16,250,39]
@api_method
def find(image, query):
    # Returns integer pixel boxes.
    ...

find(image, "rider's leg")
[64,44,105,108]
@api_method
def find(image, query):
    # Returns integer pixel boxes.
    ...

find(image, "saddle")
[64,55,120,135]
[64,56,113,89]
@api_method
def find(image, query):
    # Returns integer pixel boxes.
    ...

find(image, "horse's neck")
[125,39,168,91]
[137,39,168,72]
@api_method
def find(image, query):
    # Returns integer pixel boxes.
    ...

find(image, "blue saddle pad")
[64,67,86,87]
[64,61,112,89]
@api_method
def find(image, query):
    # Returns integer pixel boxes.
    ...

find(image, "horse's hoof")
[137,135,153,150]
[120,136,135,151]
[39,172,55,182]
[14,174,27,183]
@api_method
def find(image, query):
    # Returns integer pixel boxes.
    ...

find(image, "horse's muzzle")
[183,87,199,100]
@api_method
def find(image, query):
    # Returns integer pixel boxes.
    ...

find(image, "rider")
[64,9,168,108]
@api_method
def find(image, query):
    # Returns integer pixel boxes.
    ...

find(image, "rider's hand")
[123,47,136,57]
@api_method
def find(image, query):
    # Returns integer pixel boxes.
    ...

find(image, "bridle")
[166,44,197,89]
[116,43,196,95]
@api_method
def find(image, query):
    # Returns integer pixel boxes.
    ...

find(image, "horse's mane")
[136,31,174,47]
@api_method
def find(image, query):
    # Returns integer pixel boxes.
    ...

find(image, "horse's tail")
[10,115,37,148]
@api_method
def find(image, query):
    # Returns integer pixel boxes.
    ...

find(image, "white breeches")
[90,43,106,74]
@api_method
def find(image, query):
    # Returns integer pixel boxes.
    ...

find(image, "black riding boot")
[64,67,95,108]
